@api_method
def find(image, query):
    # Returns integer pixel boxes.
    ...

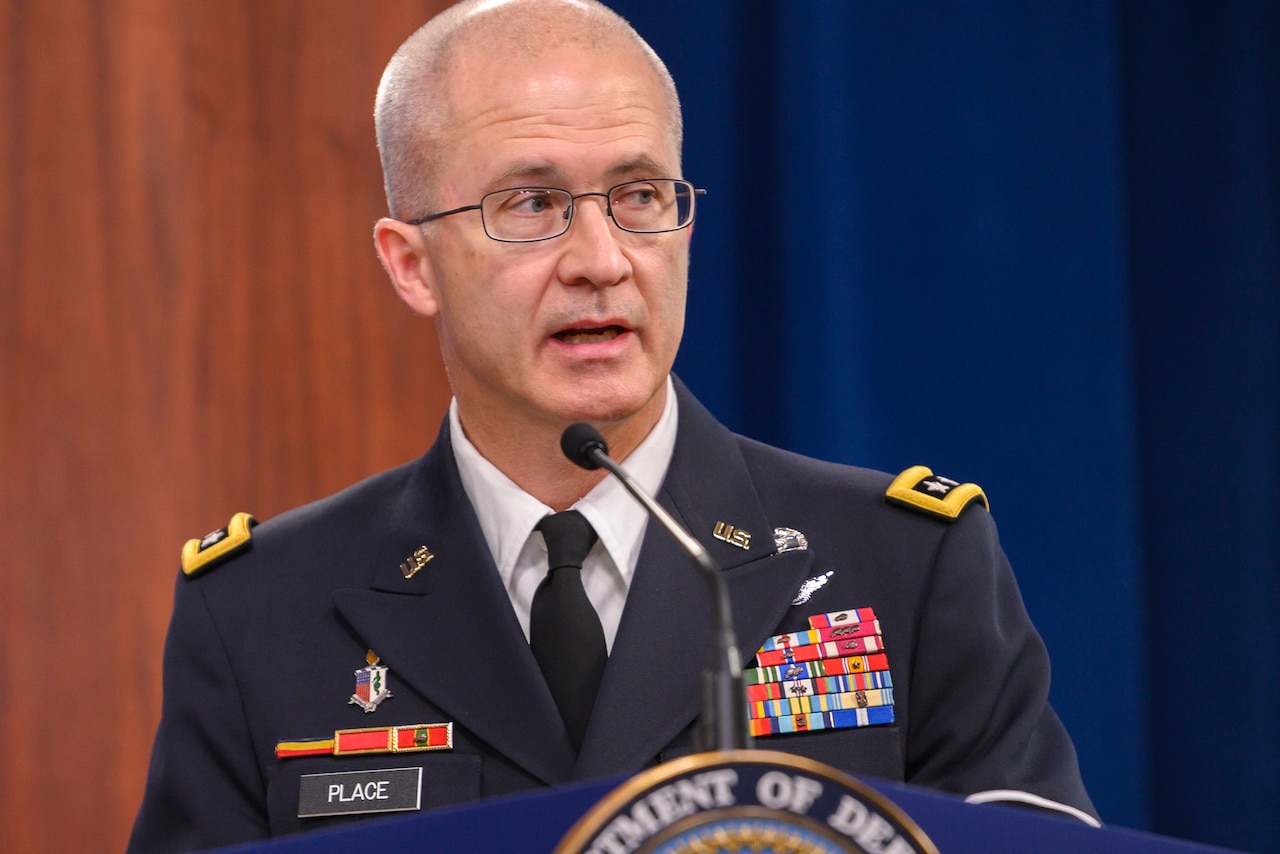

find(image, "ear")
[373,218,440,317]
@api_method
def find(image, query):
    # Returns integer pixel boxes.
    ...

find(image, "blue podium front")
[216,757,1237,854]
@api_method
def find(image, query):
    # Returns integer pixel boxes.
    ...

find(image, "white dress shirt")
[450,376,679,653]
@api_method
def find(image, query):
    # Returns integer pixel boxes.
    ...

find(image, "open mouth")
[554,325,626,345]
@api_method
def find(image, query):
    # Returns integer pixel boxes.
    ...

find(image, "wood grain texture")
[0,2,453,850]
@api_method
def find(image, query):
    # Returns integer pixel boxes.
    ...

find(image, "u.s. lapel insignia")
[349,650,392,713]
[400,545,434,579]
[792,571,833,605]
[713,521,751,549]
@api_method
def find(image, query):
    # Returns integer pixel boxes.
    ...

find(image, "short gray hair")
[374,0,683,220]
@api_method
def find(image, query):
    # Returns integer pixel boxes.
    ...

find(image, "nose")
[556,194,630,288]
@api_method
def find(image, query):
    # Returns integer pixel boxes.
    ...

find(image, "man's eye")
[616,187,658,206]
[505,191,556,215]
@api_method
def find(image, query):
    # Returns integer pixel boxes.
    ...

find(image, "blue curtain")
[610,1,1280,850]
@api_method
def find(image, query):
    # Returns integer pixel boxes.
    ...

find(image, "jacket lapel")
[575,382,814,778]
[332,423,577,786]
[331,382,816,786]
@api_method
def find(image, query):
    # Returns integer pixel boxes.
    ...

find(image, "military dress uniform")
[129,379,1096,851]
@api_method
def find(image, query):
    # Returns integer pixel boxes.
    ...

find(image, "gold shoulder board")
[885,465,988,521]
[181,512,258,577]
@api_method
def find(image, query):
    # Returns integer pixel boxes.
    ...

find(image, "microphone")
[561,422,749,752]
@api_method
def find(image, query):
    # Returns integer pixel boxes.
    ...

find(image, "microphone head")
[561,423,608,470]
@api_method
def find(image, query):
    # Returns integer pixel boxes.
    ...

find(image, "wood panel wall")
[0,2,453,850]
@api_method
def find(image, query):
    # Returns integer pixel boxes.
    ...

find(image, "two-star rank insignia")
[884,465,988,521]
[180,512,257,577]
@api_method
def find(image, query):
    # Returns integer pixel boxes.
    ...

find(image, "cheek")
[640,244,690,316]
[440,254,551,341]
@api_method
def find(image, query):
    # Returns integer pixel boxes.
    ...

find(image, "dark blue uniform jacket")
[130,380,1096,851]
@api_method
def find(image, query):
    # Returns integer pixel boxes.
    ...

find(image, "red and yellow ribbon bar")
[276,722,453,760]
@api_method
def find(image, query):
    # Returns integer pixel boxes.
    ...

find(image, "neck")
[456,384,668,511]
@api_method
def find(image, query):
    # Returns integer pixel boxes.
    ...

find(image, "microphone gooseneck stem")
[582,445,750,752]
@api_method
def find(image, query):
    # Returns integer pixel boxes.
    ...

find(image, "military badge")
[773,526,809,553]
[349,650,392,713]
[746,608,895,737]
[276,722,453,760]
[792,570,833,605]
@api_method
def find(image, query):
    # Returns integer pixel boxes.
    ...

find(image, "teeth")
[559,327,620,345]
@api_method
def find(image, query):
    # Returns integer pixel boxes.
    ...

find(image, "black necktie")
[530,510,606,751]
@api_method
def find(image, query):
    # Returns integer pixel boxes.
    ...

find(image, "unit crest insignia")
[349,650,393,713]
[884,465,988,521]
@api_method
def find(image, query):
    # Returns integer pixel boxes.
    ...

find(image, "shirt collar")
[450,375,679,587]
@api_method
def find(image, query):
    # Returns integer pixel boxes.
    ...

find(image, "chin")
[554,399,641,427]
[548,377,663,428]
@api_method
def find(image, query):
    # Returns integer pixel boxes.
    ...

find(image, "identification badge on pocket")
[298,766,422,818]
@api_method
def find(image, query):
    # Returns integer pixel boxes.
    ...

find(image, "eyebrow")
[488,161,563,189]
[485,155,675,191]
[603,155,672,181]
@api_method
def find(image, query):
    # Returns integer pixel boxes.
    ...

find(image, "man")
[131,0,1097,849]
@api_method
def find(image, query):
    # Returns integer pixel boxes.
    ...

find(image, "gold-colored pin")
[713,521,751,550]
[400,546,434,579]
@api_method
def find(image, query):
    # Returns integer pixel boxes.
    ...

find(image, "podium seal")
[555,750,937,854]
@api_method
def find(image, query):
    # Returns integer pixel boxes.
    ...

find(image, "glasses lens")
[609,180,694,233]
[481,188,573,241]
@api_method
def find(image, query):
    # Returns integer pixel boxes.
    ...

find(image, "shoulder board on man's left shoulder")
[885,465,988,521]
[181,512,258,577]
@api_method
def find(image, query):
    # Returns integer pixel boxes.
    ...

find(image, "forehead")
[438,37,679,192]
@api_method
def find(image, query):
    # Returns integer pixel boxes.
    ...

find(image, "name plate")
[298,767,422,818]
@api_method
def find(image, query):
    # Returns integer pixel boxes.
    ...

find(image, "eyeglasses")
[404,178,705,243]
